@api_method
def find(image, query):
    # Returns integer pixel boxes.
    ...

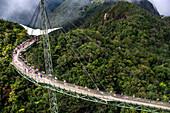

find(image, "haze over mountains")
[0,0,160,27]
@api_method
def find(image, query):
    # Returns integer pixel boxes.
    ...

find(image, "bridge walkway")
[11,37,170,111]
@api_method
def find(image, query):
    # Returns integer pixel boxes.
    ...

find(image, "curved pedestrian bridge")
[11,37,170,112]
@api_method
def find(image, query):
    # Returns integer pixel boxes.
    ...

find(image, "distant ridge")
[0,0,160,27]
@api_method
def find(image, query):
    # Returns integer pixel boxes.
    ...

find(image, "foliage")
[49,0,159,30]
[0,19,50,112]
[1,1,170,113]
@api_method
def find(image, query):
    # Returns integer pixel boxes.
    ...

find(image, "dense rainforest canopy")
[49,0,160,31]
[0,1,170,113]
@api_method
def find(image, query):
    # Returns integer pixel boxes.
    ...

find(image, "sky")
[148,0,170,16]
[0,0,169,20]
[0,0,39,19]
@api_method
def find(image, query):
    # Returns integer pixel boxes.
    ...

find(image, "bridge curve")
[11,37,170,112]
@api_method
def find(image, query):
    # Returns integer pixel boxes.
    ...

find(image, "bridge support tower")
[40,0,58,113]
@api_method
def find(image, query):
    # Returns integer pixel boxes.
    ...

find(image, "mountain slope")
[1,1,170,113]
[0,0,64,26]
[51,1,169,105]
[51,1,170,102]
[48,2,170,111]
[0,0,159,28]
[49,0,159,29]
[133,0,159,15]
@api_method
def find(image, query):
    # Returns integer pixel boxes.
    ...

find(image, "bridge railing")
[13,38,170,108]
[16,57,170,108]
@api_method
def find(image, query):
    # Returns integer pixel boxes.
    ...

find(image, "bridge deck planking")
[12,38,170,111]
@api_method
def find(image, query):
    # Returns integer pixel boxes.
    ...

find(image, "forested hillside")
[1,1,170,113]
[49,0,159,30]
[0,0,159,28]
[0,19,52,112]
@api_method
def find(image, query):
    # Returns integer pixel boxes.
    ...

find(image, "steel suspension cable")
[64,29,107,91]
[45,1,113,92]
[43,0,121,63]
[44,0,122,65]
[62,31,99,89]
[28,2,41,27]
[44,5,52,29]
[49,20,100,90]
[44,0,104,90]
[33,5,41,28]
[44,0,148,94]
[35,1,109,90]
[68,38,99,89]
[31,5,41,35]
[46,2,148,92]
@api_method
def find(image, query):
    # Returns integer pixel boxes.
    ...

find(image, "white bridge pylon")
[20,24,61,36]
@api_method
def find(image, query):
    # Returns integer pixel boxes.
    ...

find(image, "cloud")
[0,0,169,23]
[105,0,170,16]
[0,0,39,19]
[148,0,170,16]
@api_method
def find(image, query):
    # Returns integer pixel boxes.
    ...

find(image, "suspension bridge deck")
[11,38,170,111]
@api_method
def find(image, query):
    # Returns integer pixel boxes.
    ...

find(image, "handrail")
[11,37,170,111]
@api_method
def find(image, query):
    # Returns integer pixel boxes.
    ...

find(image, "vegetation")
[0,0,159,28]
[0,1,170,113]
[0,19,51,112]
[49,0,159,30]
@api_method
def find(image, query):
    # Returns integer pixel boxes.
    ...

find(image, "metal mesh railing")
[12,37,170,110]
